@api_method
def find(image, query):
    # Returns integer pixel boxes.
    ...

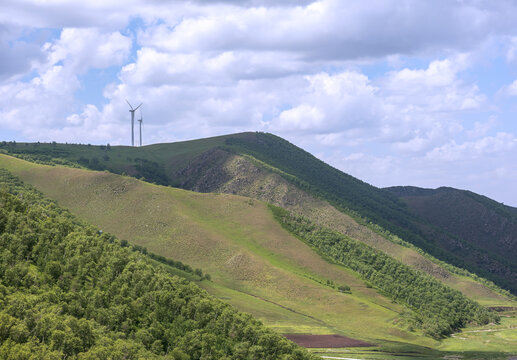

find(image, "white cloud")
[467,116,496,138]
[264,57,482,154]
[0,25,46,81]
[0,27,132,142]
[2,0,517,205]
[47,28,131,73]
[426,132,517,161]
[506,78,517,96]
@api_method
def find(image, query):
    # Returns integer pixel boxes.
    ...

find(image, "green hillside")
[0,155,430,346]
[1,133,516,296]
[0,169,316,360]
[1,155,517,359]
[221,133,517,294]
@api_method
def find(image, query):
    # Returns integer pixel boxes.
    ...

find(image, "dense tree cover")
[133,158,169,186]
[223,132,517,294]
[0,170,316,360]
[269,205,499,339]
[385,186,517,293]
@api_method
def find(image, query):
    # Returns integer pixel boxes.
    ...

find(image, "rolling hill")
[0,155,431,347]
[1,154,517,359]
[2,132,515,295]
[0,168,317,359]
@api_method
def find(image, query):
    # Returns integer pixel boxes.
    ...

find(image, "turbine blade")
[126,99,134,110]
[134,103,142,111]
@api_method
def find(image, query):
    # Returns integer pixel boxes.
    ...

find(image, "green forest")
[0,169,316,360]
[269,205,499,339]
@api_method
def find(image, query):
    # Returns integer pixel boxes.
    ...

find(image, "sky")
[1,1,517,206]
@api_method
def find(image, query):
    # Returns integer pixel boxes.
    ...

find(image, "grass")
[1,153,516,359]
[0,155,427,344]
[218,153,515,307]
[4,138,514,305]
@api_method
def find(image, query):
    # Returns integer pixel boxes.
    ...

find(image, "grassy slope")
[4,133,515,296]
[2,139,515,305]
[2,155,516,358]
[0,154,427,347]
[220,133,517,294]
[177,151,515,307]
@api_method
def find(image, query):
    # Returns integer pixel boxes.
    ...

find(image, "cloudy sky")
[1,0,517,205]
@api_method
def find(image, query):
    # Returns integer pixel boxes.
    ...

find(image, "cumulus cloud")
[2,0,517,204]
[426,132,517,161]
[0,25,46,81]
[136,0,517,62]
[263,56,483,154]
[0,27,131,142]
[506,78,517,96]
[47,28,131,73]
[269,71,380,136]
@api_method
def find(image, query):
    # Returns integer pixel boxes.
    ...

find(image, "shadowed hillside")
[386,186,517,288]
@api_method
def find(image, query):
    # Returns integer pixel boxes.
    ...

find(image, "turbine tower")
[126,100,142,147]
[138,108,143,147]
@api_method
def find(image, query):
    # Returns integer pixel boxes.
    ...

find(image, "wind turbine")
[126,100,142,147]
[138,108,143,147]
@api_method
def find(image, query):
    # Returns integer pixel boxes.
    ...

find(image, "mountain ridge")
[1,133,516,295]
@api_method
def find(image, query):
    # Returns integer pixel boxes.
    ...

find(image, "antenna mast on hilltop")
[126,100,142,147]
[138,108,143,147]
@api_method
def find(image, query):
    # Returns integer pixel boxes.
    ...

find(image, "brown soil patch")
[283,334,374,348]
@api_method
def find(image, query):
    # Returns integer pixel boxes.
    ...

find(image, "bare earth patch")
[284,334,374,348]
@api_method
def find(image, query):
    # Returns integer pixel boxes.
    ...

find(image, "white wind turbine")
[138,108,143,147]
[126,100,142,147]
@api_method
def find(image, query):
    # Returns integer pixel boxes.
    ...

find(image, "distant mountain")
[385,185,517,289]
[1,133,516,295]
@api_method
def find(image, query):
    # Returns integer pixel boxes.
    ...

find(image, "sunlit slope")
[175,151,515,307]
[2,133,515,294]
[2,137,514,304]
[0,154,428,346]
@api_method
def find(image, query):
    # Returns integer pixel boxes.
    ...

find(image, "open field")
[284,334,374,348]
[1,153,516,359]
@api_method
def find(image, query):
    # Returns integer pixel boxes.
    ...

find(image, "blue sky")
[1,0,517,206]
